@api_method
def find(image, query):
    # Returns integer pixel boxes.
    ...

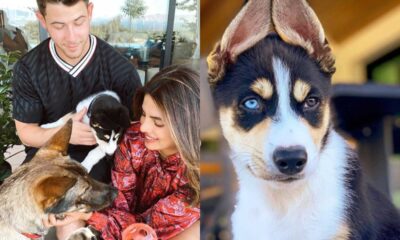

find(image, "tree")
[91,15,127,41]
[176,0,197,11]
[176,0,198,38]
[176,0,199,58]
[121,0,147,30]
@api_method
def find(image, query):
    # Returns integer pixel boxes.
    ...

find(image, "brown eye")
[304,97,320,110]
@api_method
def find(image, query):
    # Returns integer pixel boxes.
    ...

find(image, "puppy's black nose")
[273,146,307,175]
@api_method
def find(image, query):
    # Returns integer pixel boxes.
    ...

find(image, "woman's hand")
[42,212,93,228]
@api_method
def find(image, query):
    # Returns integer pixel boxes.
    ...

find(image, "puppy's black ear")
[207,0,272,84]
[117,105,131,128]
[92,105,130,130]
[272,0,335,75]
[33,175,77,213]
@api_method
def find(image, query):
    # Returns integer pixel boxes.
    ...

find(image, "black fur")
[88,94,130,143]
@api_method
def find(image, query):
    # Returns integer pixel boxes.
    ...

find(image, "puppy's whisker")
[239,143,264,154]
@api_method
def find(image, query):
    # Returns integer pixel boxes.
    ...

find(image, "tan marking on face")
[250,78,273,99]
[301,103,330,149]
[219,107,272,179]
[219,107,244,148]
[333,223,350,240]
[293,80,311,103]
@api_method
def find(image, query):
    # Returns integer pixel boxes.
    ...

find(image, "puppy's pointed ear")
[207,0,273,84]
[272,0,335,76]
[33,175,77,213]
[34,119,72,160]
[118,106,131,128]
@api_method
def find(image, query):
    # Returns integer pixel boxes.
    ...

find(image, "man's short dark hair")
[37,0,89,16]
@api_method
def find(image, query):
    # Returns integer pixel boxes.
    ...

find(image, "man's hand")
[70,108,96,146]
[15,108,96,148]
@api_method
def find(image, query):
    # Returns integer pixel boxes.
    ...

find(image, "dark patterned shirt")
[88,122,200,239]
[12,35,141,124]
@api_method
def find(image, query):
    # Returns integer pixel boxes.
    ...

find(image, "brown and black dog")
[0,120,117,240]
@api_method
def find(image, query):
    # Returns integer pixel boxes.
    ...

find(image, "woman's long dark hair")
[133,65,200,205]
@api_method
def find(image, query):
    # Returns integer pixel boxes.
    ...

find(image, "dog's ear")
[116,105,131,128]
[35,119,72,160]
[92,105,130,130]
[207,0,272,84]
[33,175,77,213]
[272,0,335,75]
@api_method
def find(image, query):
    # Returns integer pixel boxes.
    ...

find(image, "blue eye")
[243,98,260,110]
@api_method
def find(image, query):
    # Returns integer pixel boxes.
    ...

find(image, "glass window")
[91,0,199,81]
[171,0,199,70]
[91,0,170,82]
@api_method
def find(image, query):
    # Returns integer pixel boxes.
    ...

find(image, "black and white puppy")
[42,90,130,171]
[208,0,400,239]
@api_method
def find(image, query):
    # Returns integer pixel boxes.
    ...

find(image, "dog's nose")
[273,146,307,175]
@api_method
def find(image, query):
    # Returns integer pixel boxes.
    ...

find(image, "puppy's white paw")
[66,227,96,240]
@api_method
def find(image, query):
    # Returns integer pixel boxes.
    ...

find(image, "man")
[12,1,141,237]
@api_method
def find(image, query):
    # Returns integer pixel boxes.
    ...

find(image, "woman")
[46,65,200,240]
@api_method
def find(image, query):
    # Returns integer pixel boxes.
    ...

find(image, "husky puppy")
[0,120,117,240]
[42,90,130,171]
[207,0,400,239]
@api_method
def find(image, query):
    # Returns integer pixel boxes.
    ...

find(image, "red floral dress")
[87,122,200,240]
